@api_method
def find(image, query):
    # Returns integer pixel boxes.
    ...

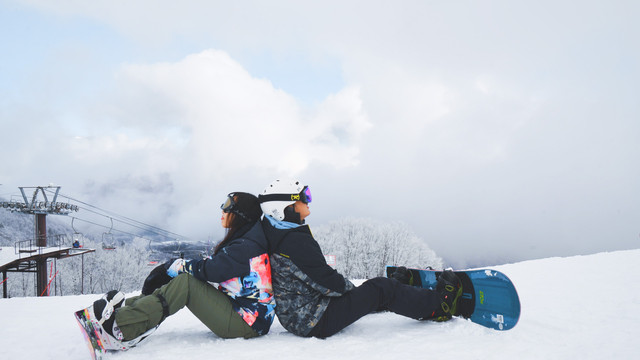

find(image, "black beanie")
[230,192,263,222]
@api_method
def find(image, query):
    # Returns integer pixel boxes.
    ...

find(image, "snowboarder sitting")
[79,192,276,351]
[258,179,463,338]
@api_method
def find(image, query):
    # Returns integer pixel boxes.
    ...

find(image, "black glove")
[391,266,414,286]
[141,259,175,295]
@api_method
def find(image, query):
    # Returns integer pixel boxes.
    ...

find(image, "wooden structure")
[0,185,94,297]
[0,243,94,298]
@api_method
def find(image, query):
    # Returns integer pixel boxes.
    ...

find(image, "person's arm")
[279,231,354,295]
[188,239,253,283]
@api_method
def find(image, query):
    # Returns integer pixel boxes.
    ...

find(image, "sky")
[1,0,639,267]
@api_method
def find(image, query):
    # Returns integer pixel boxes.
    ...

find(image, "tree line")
[1,211,442,297]
[313,217,443,279]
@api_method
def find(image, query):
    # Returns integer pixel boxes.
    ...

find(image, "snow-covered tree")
[55,235,151,296]
[2,209,444,296]
[312,218,443,279]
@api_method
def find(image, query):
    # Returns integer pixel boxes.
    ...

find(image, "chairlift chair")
[71,217,83,248]
[102,217,116,250]
[102,234,116,250]
[147,239,164,265]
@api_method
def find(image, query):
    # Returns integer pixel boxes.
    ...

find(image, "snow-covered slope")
[1,250,638,359]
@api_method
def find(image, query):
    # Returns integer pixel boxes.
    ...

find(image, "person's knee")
[362,277,398,298]
[364,276,396,289]
[175,273,191,282]
[161,273,191,290]
[153,273,191,299]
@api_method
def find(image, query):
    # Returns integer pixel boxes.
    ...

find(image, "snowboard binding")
[433,270,463,321]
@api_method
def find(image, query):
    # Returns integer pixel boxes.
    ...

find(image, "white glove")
[167,258,186,278]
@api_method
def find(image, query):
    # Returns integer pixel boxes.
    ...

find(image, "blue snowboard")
[385,266,521,330]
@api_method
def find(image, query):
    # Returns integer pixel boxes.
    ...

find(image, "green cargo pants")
[114,273,258,341]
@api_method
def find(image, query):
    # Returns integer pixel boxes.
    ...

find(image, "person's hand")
[167,258,186,278]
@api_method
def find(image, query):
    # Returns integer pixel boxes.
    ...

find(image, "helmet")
[259,179,306,221]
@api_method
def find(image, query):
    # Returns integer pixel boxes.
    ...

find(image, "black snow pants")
[307,277,442,338]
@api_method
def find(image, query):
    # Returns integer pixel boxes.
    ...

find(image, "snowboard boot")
[93,290,126,341]
[433,270,463,322]
[75,291,130,356]
[390,266,414,285]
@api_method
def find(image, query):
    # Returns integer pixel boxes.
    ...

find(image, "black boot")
[390,266,414,285]
[93,290,125,338]
[433,270,462,322]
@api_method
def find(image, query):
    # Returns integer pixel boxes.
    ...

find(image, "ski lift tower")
[0,185,93,297]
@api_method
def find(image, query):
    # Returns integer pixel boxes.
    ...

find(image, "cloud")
[105,50,370,173]
[1,48,370,239]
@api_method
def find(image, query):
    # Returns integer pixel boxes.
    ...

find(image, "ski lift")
[168,240,183,259]
[147,239,165,265]
[71,217,83,248]
[102,217,116,250]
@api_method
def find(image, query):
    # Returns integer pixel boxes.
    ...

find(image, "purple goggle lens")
[301,186,312,204]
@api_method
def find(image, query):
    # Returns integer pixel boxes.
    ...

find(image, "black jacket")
[188,222,276,335]
[190,222,262,281]
[261,218,354,336]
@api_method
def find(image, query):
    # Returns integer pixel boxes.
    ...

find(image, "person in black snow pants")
[258,179,463,338]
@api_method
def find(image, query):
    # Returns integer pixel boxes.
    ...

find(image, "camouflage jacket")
[261,218,355,336]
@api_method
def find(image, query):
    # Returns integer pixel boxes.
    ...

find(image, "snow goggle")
[299,186,312,204]
[220,194,237,213]
[220,193,253,221]
[258,186,312,204]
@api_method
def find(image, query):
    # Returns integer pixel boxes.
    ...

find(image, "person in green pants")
[81,192,276,352]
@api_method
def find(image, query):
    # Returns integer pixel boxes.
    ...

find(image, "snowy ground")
[1,249,639,360]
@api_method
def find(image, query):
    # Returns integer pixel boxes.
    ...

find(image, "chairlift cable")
[69,216,159,244]
[51,191,190,240]
[44,189,192,242]
[78,207,178,241]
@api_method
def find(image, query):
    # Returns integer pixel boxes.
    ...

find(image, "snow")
[1,249,639,360]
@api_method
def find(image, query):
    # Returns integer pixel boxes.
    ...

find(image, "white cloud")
[105,49,370,174]
[1,49,370,239]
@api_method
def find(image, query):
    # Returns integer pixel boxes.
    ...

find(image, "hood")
[238,221,270,252]
[260,217,310,254]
